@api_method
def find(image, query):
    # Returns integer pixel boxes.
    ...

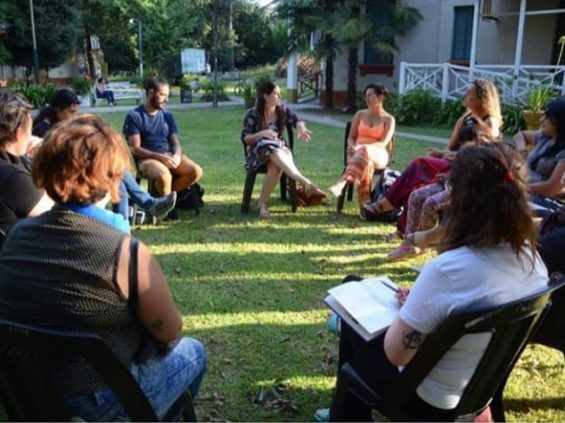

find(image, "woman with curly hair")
[365,79,502,236]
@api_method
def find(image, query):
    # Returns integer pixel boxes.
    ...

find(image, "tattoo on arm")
[403,329,423,350]
[149,319,164,333]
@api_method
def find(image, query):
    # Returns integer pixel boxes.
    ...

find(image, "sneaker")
[149,192,177,220]
[314,408,330,422]
[164,208,180,222]
[326,312,341,336]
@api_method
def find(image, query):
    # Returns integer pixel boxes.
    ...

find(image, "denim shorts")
[64,337,207,421]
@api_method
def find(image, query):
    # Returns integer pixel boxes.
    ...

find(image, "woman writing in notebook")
[316,143,547,422]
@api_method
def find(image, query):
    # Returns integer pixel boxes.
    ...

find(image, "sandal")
[387,242,424,262]
[374,196,394,213]
[258,205,271,219]
[305,183,327,199]
[361,203,380,219]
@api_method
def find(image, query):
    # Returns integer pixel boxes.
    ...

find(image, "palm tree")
[276,0,341,109]
[278,0,421,111]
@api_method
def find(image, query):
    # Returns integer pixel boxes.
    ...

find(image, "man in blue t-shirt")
[123,77,203,209]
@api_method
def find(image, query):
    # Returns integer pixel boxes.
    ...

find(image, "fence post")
[441,62,449,104]
[399,61,406,95]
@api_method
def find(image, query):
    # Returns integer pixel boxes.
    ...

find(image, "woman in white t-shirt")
[319,143,548,422]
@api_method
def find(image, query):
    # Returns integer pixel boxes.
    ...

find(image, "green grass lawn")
[90,106,565,421]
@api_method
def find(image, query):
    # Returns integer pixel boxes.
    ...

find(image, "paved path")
[84,98,447,145]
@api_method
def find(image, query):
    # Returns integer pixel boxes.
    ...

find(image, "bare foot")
[258,204,271,219]
[328,181,346,197]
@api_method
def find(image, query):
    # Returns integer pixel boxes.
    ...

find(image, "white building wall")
[328,0,559,95]
[477,0,558,65]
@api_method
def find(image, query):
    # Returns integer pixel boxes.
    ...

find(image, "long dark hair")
[256,81,284,137]
[33,88,79,130]
[441,143,536,260]
[529,98,565,170]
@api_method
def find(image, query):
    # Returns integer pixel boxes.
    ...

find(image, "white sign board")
[181,48,206,74]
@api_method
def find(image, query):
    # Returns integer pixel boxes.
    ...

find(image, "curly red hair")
[32,114,130,205]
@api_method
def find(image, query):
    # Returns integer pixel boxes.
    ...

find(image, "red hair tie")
[504,171,514,182]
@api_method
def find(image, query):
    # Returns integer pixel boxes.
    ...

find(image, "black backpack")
[368,168,402,222]
[176,184,205,216]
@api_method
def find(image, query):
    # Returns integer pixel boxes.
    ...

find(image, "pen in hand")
[380,279,399,293]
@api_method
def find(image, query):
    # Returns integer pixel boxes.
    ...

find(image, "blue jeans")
[112,171,154,220]
[530,194,564,217]
[97,90,115,105]
[64,337,207,421]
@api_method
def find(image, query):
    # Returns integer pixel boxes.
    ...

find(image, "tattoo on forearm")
[403,329,423,350]
[149,319,164,332]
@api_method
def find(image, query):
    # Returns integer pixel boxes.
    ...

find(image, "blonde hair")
[472,79,502,127]
[32,114,130,205]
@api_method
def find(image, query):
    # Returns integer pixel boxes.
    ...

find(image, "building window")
[362,0,395,76]
[364,0,395,65]
[451,6,474,62]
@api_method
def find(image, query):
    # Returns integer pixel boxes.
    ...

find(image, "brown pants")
[139,154,203,196]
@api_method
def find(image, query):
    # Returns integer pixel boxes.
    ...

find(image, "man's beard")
[150,97,163,110]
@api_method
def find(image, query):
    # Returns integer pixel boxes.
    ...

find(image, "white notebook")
[324,276,400,342]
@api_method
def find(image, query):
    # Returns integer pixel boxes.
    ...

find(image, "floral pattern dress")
[240,106,300,171]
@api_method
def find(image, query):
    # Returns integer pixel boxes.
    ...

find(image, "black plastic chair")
[330,276,565,422]
[0,318,197,422]
[240,122,297,213]
[336,121,396,212]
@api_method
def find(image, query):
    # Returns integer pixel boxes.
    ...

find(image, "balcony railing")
[398,62,565,104]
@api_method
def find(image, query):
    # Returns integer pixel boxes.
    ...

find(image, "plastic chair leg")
[280,174,288,201]
[346,183,354,201]
[242,171,257,213]
[288,179,297,212]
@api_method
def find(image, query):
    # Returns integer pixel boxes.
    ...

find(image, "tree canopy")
[2,0,285,76]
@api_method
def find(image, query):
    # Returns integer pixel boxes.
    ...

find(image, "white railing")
[399,62,565,104]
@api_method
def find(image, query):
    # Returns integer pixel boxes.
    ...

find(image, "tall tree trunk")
[84,23,96,79]
[324,35,334,109]
[346,45,358,113]
[345,3,360,113]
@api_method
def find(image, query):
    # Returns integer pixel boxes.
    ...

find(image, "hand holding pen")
[395,287,410,306]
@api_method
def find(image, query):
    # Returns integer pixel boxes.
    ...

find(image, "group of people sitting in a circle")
[0,74,563,421]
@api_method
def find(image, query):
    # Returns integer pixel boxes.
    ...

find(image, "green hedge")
[378,89,525,136]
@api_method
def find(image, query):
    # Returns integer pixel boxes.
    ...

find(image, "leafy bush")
[432,99,465,128]
[384,92,400,117]
[71,77,92,95]
[396,89,441,126]
[8,80,58,109]
[501,103,525,136]
[198,77,229,101]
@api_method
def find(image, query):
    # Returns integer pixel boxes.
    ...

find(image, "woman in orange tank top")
[328,84,395,213]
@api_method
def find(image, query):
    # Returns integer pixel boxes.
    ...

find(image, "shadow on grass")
[188,322,338,422]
